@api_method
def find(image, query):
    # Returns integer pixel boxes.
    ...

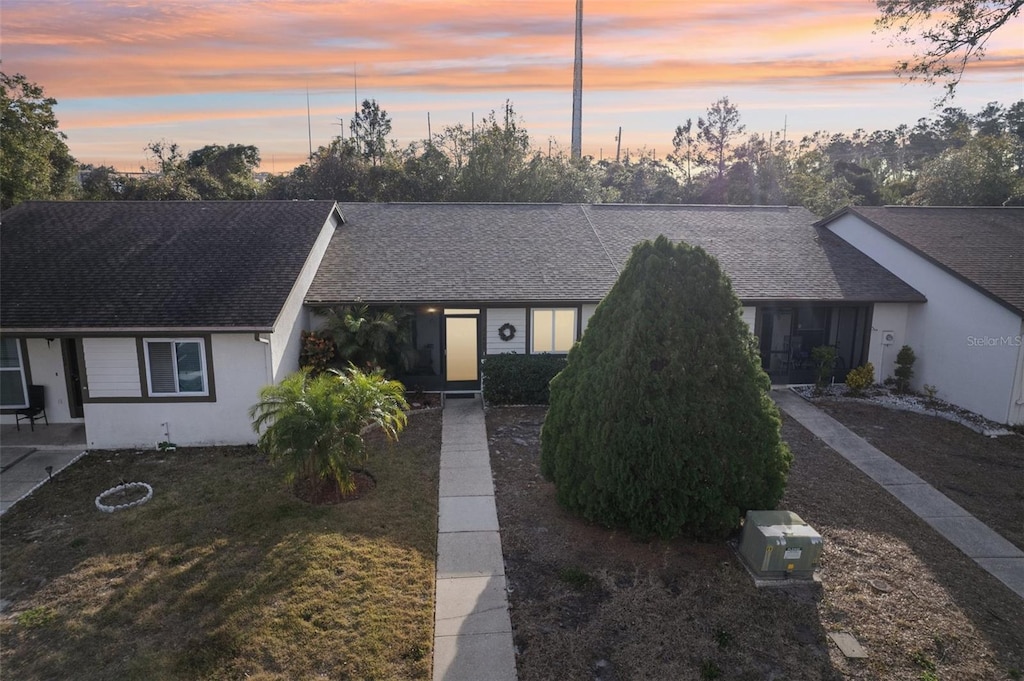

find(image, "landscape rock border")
[95,482,153,513]
[790,384,1014,437]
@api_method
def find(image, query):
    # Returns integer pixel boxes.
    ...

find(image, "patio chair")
[15,385,48,431]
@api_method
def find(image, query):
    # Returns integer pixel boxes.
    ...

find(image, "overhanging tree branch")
[875,0,1024,101]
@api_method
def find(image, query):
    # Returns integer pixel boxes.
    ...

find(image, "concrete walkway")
[2,423,88,516]
[433,395,517,681]
[774,389,1024,600]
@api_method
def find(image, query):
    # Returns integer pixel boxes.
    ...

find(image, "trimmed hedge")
[482,353,568,405]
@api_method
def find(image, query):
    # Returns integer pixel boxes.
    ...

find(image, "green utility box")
[737,510,822,580]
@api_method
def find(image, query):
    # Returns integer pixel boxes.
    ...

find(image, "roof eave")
[819,207,1024,318]
[0,325,275,336]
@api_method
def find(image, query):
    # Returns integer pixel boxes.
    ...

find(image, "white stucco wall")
[83,334,270,448]
[485,308,527,354]
[828,214,1022,424]
[1012,327,1024,425]
[268,213,338,382]
[865,303,910,383]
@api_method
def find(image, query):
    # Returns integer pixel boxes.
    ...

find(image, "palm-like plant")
[314,305,413,375]
[249,365,409,495]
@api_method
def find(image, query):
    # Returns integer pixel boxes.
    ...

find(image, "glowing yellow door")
[445,316,479,383]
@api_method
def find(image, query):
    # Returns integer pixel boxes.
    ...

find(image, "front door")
[443,309,480,391]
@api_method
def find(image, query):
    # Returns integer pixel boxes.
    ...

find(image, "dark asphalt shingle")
[835,206,1024,316]
[1,201,338,331]
[306,203,616,304]
[307,203,924,305]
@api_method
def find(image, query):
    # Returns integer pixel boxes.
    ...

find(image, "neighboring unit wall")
[829,214,1021,424]
[82,334,270,448]
[1012,327,1024,425]
[268,214,338,383]
[866,303,910,384]
[485,308,527,355]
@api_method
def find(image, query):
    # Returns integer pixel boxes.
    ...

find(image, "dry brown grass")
[488,405,1024,681]
[0,411,441,680]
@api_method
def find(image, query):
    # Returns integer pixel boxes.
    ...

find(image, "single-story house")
[819,206,1024,425]
[1,200,340,448]
[6,200,1017,447]
[305,203,924,391]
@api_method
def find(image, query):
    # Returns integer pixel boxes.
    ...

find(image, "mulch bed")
[292,470,377,504]
[486,405,1024,681]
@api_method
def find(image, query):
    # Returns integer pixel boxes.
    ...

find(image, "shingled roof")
[823,206,1024,317]
[306,203,617,305]
[306,203,924,305]
[1,201,339,332]
[584,204,925,302]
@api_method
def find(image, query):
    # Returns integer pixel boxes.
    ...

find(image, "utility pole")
[570,0,583,160]
[306,86,313,161]
[615,127,622,164]
[351,64,360,154]
[427,112,432,145]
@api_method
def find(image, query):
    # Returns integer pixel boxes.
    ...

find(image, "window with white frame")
[0,337,29,408]
[532,308,577,353]
[144,339,208,396]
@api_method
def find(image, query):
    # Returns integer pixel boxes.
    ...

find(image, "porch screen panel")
[0,338,28,408]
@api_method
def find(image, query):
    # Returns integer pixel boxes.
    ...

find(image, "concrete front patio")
[1,423,87,515]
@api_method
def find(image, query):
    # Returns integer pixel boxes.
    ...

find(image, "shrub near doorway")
[540,236,791,539]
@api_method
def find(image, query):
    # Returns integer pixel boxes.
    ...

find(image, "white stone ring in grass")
[95,482,153,513]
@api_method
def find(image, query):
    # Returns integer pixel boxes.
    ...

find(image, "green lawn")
[0,411,441,680]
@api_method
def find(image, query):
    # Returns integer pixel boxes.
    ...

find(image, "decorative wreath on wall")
[498,323,517,342]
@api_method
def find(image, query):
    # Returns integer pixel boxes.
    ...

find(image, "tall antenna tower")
[570,0,583,160]
[306,86,313,161]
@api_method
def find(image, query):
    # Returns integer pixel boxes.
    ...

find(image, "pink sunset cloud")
[3,0,1020,170]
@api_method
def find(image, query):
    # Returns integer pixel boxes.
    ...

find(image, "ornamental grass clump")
[250,365,408,499]
[540,236,791,539]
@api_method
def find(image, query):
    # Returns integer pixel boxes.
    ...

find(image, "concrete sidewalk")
[1,446,87,516]
[774,389,1024,600]
[433,395,516,681]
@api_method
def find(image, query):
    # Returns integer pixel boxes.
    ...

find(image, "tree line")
[4,72,1022,214]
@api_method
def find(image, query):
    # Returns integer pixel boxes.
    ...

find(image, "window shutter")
[148,342,176,393]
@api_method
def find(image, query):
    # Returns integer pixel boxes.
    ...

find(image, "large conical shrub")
[540,236,791,539]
